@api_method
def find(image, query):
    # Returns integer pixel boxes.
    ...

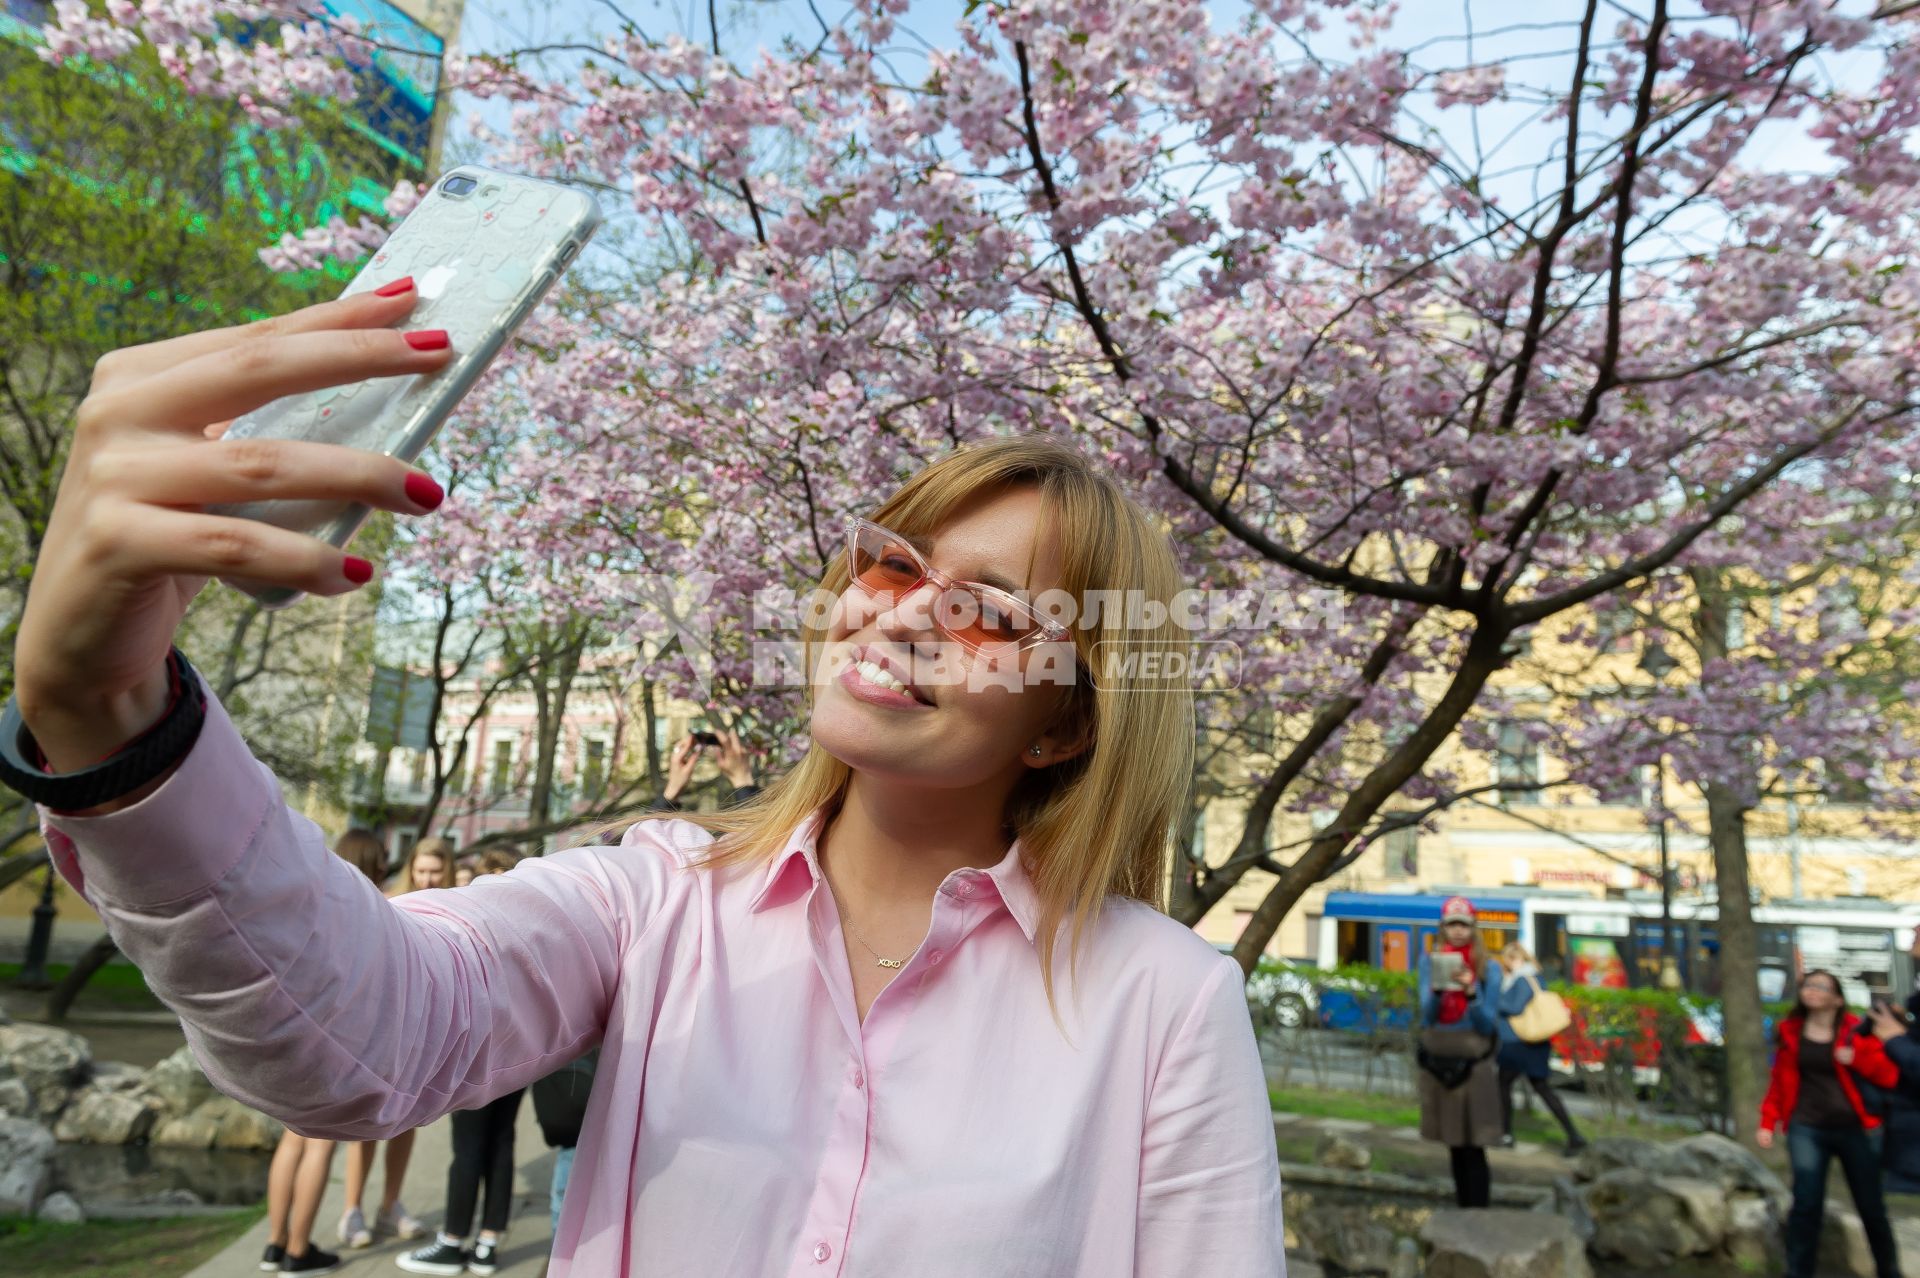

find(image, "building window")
[1382,826,1418,878]
[1495,721,1541,805]
[582,738,607,793]
[1724,604,1746,651]
[489,737,515,797]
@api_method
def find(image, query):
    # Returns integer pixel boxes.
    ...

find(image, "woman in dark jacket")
[1494,942,1586,1155]
[1416,897,1504,1208]
[1759,970,1902,1278]
[1869,988,1920,1194]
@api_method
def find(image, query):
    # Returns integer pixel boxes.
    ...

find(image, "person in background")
[1868,930,1920,1195]
[1494,941,1586,1156]
[260,829,387,1273]
[652,729,758,811]
[530,1047,599,1235]
[399,849,528,1277]
[334,838,448,1250]
[1415,897,1503,1208]
[1759,970,1901,1278]
[452,854,479,888]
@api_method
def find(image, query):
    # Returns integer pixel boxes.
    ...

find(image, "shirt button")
[850,1068,865,1089]
[957,881,976,897]
[929,949,945,965]
[813,1241,832,1263]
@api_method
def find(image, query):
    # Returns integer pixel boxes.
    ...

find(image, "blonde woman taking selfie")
[6,292,1283,1276]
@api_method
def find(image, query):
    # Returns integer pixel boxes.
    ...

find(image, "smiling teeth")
[856,659,913,696]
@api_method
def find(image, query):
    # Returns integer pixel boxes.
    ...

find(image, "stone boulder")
[52,1083,159,1145]
[0,1114,55,1216]
[142,1046,215,1118]
[1570,1134,1788,1270]
[0,1024,90,1119]
[150,1096,282,1151]
[1315,1130,1373,1172]
[36,1190,84,1223]
[0,1063,30,1119]
[1419,1208,1592,1278]
[88,1061,146,1094]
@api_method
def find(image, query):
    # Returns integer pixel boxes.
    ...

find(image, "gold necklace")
[826,879,910,970]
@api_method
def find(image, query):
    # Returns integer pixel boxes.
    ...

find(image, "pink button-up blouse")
[42,692,1286,1276]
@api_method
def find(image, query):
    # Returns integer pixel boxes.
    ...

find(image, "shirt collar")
[746,808,1041,944]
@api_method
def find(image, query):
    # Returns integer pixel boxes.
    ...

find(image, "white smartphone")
[210,165,604,609]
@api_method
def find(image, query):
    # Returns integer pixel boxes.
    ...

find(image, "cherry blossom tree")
[48,0,1920,1138]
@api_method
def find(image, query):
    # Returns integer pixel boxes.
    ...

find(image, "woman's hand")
[1453,966,1476,989]
[1871,1002,1909,1042]
[714,729,755,788]
[1835,1042,1856,1068]
[14,286,452,775]
[663,736,702,801]
[1756,1126,1774,1150]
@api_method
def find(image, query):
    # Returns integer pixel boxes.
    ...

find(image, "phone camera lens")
[442,175,478,197]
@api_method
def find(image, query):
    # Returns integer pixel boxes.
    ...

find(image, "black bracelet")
[0,649,207,811]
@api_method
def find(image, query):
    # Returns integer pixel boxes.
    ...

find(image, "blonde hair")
[332,828,389,887]
[627,436,1195,1022]
[391,835,456,896]
[1502,941,1536,969]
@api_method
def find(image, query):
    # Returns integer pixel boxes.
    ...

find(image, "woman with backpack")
[1415,897,1504,1208]
[1759,969,1902,1278]
[1494,942,1586,1155]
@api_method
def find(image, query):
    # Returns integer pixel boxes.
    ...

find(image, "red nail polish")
[374,276,415,297]
[404,472,444,510]
[404,330,450,351]
[343,556,374,584]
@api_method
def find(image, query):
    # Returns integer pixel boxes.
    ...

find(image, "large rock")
[36,1190,84,1223]
[1576,1133,1787,1212]
[142,1046,215,1118]
[1419,1208,1592,1278]
[88,1061,146,1094]
[51,1084,159,1145]
[1315,1130,1373,1172]
[0,1024,90,1119]
[0,1114,55,1216]
[150,1096,282,1151]
[0,1065,30,1119]
[1725,1193,1785,1272]
[1582,1168,1718,1268]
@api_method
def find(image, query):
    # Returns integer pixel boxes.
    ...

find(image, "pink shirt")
[43,693,1285,1276]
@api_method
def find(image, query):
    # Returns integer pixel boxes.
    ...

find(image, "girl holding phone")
[1415,898,1503,1208]
[5,290,1283,1276]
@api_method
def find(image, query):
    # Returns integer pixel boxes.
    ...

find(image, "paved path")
[189,1104,557,1278]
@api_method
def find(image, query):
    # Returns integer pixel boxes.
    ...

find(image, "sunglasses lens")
[850,526,922,596]
[940,587,1042,652]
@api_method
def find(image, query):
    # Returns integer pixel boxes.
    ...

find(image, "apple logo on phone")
[418,262,461,301]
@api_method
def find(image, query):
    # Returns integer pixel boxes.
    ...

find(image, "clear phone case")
[211,166,603,609]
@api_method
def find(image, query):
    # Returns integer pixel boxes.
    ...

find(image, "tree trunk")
[1705,780,1767,1147]
[46,932,119,1022]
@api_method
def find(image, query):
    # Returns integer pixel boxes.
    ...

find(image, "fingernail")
[374,276,416,297]
[404,329,450,351]
[404,472,444,511]
[343,556,375,584]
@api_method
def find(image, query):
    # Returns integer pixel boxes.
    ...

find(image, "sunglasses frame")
[841,516,1072,656]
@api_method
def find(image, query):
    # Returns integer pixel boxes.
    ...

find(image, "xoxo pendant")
[875,958,905,970]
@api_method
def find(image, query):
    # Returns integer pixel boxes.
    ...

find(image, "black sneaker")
[467,1240,501,1276]
[397,1241,471,1276]
[279,1246,342,1275]
[260,1243,285,1272]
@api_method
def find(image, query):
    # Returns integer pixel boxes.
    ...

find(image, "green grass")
[0,961,163,1010]
[1270,1082,1696,1143]
[0,1208,263,1277]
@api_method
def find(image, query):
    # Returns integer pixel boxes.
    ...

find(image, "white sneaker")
[378,1200,427,1241]
[336,1205,371,1249]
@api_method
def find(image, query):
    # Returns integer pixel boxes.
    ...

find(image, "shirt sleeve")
[40,690,684,1140]
[1135,954,1287,1277]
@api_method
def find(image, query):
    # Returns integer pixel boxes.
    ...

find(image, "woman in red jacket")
[1758,970,1901,1278]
